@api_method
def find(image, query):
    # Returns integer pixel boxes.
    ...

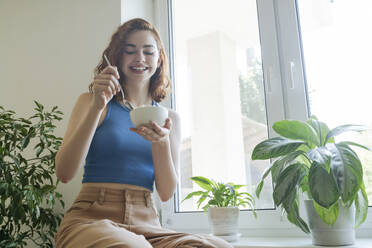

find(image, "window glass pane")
[172,0,273,211]
[297,0,372,205]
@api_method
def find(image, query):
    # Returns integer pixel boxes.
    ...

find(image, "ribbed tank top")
[82,98,156,191]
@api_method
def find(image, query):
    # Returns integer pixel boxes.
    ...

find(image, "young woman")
[54,18,232,248]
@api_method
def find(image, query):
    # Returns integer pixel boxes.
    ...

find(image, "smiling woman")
[54,18,232,248]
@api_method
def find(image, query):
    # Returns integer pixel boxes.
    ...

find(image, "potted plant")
[251,116,369,246]
[0,101,65,248]
[182,176,256,242]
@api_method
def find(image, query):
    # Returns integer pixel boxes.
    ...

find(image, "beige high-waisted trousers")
[55,183,232,248]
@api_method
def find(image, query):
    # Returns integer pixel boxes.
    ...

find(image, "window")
[155,0,372,235]
[171,0,273,212]
[296,0,372,204]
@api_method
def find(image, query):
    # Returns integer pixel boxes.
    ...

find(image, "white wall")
[0,0,121,246]
[122,0,154,24]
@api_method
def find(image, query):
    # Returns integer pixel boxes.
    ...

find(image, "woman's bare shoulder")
[67,92,94,124]
[73,92,107,126]
[76,92,93,105]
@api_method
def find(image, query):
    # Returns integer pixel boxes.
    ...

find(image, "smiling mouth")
[130,66,149,72]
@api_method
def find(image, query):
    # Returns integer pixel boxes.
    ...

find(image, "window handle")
[289,61,295,89]
[265,66,273,93]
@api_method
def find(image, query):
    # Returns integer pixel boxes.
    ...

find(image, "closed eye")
[124,50,155,55]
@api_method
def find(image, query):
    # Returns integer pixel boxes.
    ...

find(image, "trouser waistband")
[76,184,153,207]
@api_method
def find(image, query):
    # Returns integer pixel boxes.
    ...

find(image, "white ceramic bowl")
[129,106,168,128]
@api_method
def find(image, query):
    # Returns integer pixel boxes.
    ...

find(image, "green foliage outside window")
[239,59,265,124]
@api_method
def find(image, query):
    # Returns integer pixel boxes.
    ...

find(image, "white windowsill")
[231,237,372,248]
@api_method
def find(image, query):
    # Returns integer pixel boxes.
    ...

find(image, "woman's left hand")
[130,118,172,144]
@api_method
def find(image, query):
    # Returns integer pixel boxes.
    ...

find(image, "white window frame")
[152,0,372,237]
[273,0,372,236]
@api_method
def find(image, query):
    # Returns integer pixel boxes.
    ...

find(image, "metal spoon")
[103,54,135,110]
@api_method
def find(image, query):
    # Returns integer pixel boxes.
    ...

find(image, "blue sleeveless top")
[82,98,156,191]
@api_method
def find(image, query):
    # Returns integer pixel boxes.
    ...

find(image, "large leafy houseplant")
[0,101,65,247]
[182,176,256,216]
[251,116,369,233]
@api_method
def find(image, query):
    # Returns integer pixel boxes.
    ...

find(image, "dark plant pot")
[304,199,355,246]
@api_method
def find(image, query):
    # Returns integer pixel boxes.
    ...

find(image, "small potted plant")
[251,116,369,246]
[182,176,256,242]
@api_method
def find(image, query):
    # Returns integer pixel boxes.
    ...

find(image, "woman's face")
[120,30,160,83]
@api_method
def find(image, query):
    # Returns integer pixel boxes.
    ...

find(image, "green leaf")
[273,163,306,206]
[255,181,264,198]
[327,143,363,203]
[36,146,43,157]
[271,160,286,184]
[261,164,274,183]
[33,100,44,110]
[256,150,306,197]
[19,118,32,125]
[208,199,218,206]
[232,184,246,190]
[284,196,310,234]
[181,191,205,203]
[355,185,368,228]
[325,124,367,144]
[8,154,20,166]
[274,150,307,180]
[273,120,319,146]
[35,206,40,219]
[288,210,310,233]
[308,162,339,208]
[281,185,297,210]
[338,141,371,151]
[252,137,305,160]
[313,200,339,226]
[307,147,331,165]
[197,194,208,209]
[190,176,213,191]
[202,204,210,212]
[20,136,31,150]
[307,117,332,146]
[5,242,17,248]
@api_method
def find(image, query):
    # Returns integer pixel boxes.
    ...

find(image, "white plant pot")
[208,206,240,242]
[304,199,355,246]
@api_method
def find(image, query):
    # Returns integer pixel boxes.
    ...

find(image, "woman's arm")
[130,110,181,202]
[55,93,104,183]
[56,66,121,183]
[152,110,181,201]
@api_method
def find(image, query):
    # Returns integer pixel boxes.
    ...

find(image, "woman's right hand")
[90,66,121,111]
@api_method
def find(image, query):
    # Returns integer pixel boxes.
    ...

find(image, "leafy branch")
[0,101,65,248]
